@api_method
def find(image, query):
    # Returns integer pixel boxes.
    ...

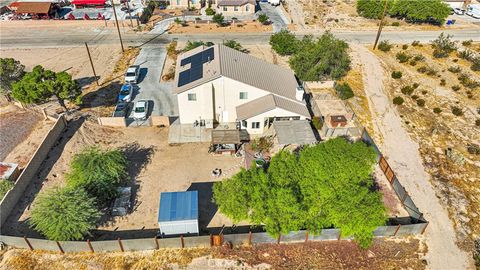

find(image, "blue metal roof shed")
[158,191,199,236]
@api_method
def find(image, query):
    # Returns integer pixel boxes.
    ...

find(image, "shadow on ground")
[81,81,122,108]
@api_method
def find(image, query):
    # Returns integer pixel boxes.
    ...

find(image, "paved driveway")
[128,47,178,120]
[259,2,289,32]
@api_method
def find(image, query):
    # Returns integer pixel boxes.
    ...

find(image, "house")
[168,0,202,9]
[174,44,311,136]
[215,0,255,16]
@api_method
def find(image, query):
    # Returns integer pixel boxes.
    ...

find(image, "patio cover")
[273,120,317,145]
[211,129,249,144]
[72,0,106,5]
[15,2,51,14]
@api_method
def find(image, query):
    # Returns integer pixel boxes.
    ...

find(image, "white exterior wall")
[216,3,255,15]
[159,219,199,235]
[177,76,271,124]
[243,108,307,135]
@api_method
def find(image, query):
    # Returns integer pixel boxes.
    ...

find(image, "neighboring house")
[214,0,255,16]
[169,0,202,9]
[174,44,310,136]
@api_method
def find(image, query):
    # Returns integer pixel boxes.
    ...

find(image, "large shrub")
[431,33,457,58]
[66,147,128,205]
[289,32,350,81]
[356,0,394,19]
[30,187,100,241]
[0,180,14,200]
[214,138,386,248]
[269,30,299,56]
[377,40,393,52]
[335,82,354,100]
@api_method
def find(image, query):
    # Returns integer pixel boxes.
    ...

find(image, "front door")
[222,111,229,123]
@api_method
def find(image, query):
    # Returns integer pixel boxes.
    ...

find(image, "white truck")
[268,0,280,6]
[466,5,480,19]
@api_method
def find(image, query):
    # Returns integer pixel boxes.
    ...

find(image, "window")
[176,0,180,5]
[242,120,247,128]
[188,93,197,101]
[239,92,248,99]
[251,122,260,129]
[234,6,238,11]
[223,6,227,11]
[246,4,249,11]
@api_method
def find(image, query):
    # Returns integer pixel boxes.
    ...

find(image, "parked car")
[118,84,133,102]
[466,6,480,19]
[125,65,140,83]
[453,8,465,15]
[112,102,129,117]
[133,100,149,120]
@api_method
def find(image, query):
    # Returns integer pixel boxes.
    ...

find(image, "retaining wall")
[0,115,67,227]
[98,117,127,127]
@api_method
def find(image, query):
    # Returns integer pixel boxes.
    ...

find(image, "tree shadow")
[81,81,122,108]
[76,76,99,88]
[1,117,86,237]
[96,143,156,228]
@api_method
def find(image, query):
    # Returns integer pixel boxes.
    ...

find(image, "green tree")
[335,82,354,100]
[183,40,214,52]
[212,13,225,26]
[213,138,386,248]
[269,30,299,56]
[389,0,450,25]
[258,13,269,25]
[30,187,101,241]
[223,40,248,53]
[289,32,351,81]
[11,65,81,109]
[66,147,128,205]
[356,0,394,19]
[205,7,215,15]
[0,58,25,98]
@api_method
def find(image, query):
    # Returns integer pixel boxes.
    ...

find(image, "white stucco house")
[174,44,311,136]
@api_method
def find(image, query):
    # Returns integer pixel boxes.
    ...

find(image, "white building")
[174,44,310,136]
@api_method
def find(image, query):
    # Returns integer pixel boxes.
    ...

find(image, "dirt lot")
[0,238,426,270]
[1,118,243,239]
[370,41,480,247]
[168,21,272,34]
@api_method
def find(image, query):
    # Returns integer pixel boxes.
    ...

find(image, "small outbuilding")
[158,191,199,236]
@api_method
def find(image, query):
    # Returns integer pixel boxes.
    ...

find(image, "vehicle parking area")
[2,121,243,239]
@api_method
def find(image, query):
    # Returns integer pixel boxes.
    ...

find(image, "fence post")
[23,236,33,251]
[248,231,252,246]
[209,234,213,247]
[180,235,185,248]
[421,222,429,235]
[154,237,159,249]
[393,224,401,236]
[305,230,309,243]
[118,238,124,252]
[56,241,64,254]
[87,239,94,253]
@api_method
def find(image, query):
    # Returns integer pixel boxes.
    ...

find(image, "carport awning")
[273,120,317,145]
[212,129,249,144]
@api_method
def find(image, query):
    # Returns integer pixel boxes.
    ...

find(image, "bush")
[312,116,323,130]
[167,41,177,58]
[476,119,480,127]
[471,57,480,72]
[412,83,420,89]
[458,73,480,89]
[251,137,273,153]
[431,33,456,58]
[416,99,425,107]
[440,79,446,86]
[433,107,442,114]
[30,187,101,241]
[258,13,269,25]
[426,67,437,76]
[391,71,402,79]
[205,7,215,15]
[409,60,417,66]
[413,54,425,61]
[335,82,354,100]
[0,180,14,200]
[66,147,128,205]
[417,66,427,73]
[458,50,474,61]
[378,40,393,52]
[212,13,225,26]
[462,39,473,47]
[183,40,214,52]
[402,44,408,49]
[411,94,419,100]
[401,85,414,95]
[393,96,404,105]
[452,85,461,91]
[392,22,400,27]
[467,144,480,155]
[269,30,299,56]
[396,52,411,63]
[451,106,463,116]
[412,40,420,46]
[223,40,247,53]
[421,90,428,95]
[448,66,461,73]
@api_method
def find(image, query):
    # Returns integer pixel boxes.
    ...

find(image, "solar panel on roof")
[180,57,191,66]
[178,70,191,87]
[177,47,214,87]
[202,47,214,63]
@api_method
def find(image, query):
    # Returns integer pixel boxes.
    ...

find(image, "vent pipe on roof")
[296,86,304,101]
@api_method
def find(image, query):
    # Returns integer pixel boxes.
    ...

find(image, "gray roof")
[217,0,255,6]
[175,45,300,101]
[158,191,198,222]
[236,94,310,120]
[273,120,318,145]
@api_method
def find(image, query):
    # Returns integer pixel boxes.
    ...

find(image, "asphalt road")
[1,27,479,48]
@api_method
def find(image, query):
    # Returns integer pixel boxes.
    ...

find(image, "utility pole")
[85,42,99,86]
[373,0,389,50]
[125,0,134,27]
[111,0,125,52]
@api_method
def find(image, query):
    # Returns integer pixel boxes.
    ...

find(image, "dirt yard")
[168,21,272,34]
[0,238,426,270]
[1,118,243,239]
